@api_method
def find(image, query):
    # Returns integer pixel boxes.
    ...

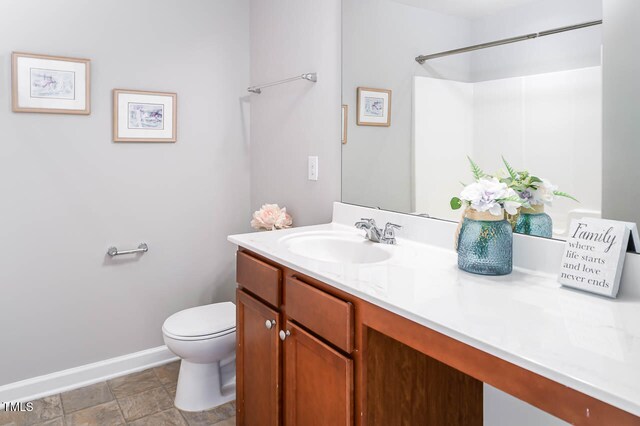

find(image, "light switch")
[308,156,319,181]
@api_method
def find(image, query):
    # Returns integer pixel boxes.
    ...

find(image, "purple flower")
[519,190,533,201]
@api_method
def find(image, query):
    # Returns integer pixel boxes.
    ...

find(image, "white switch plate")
[308,156,318,181]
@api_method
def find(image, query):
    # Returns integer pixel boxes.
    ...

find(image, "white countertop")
[229,220,640,417]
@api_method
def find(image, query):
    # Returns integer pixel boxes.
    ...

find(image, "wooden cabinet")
[283,321,353,426]
[236,289,281,426]
[235,248,640,426]
[236,250,354,426]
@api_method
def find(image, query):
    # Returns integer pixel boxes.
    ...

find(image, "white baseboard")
[0,346,178,403]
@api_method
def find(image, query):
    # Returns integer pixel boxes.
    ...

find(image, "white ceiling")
[391,0,538,19]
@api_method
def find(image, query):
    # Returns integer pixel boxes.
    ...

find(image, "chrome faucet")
[382,222,402,245]
[355,218,383,242]
[355,218,402,244]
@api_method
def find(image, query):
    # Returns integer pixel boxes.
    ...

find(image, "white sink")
[279,231,392,264]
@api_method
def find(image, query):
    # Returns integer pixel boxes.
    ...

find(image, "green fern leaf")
[501,156,518,181]
[467,156,486,180]
[553,191,579,202]
[501,195,525,204]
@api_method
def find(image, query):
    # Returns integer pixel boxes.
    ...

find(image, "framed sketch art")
[356,87,391,127]
[113,89,177,142]
[12,52,91,114]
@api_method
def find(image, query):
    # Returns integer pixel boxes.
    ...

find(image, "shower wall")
[414,66,602,234]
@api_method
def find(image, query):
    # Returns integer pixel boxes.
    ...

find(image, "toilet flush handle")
[265,319,276,330]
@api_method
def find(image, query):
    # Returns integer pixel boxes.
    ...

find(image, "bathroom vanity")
[230,204,640,425]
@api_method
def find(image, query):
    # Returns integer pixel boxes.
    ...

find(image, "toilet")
[162,302,236,412]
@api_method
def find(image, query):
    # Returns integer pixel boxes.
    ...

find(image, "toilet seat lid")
[163,302,236,338]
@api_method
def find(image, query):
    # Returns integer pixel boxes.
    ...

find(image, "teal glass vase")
[514,206,552,238]
[457,212,513,276]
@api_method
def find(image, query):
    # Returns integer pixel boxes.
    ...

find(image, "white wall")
[342,0,472,213]
[249,0,342,226]
[484,385,568,426]
[0,0,250,386]
[602,0,640,226]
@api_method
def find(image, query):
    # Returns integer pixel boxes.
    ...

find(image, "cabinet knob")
[265,319,276,330]
[279,329,290,341]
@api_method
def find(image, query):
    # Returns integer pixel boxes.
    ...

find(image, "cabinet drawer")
[285,277,354,353]
[237,251,282,308]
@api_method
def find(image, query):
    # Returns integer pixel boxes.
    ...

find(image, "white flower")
[530,179,558,206]
[460,178,517,216]
[503,196,521,215]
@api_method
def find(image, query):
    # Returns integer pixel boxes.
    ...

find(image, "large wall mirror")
[341,0,636,241]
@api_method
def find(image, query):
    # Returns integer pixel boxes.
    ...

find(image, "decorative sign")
[559,218,639,298]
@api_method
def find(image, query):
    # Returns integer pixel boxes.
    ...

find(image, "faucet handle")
[384,222,401,231]
[383,223,402,239]
[360,218,378,228]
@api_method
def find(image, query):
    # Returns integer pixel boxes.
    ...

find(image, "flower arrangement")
[450,157,524,216]
[498,157,578,206]
[251,204,293,231]
[450,156,579,274]
[451,158,517,276]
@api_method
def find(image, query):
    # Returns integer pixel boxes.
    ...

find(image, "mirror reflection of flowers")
[498,157,578,205]
[251,204,293,231]
[450,157,524,216]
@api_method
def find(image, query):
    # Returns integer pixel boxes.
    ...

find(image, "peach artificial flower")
[251,204,293,231]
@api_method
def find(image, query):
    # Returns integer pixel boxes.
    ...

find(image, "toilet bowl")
[162,302,236,412]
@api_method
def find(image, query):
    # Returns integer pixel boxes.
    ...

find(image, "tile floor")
[0,361,235,426]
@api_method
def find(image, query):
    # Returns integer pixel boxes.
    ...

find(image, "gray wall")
[469,0,602,82]
[341,0,472,213]
[602,0,640,226]
[0,0,250,385]
[249,0,342,226]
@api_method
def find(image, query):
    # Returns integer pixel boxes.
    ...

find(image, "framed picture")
[12,52,90,114]
[113,89,177,143]
[356,87,391,127]
[342,105,348,144]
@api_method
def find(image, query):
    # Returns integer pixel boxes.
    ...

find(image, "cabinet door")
[237,290,281,426]
[283,321,353,426]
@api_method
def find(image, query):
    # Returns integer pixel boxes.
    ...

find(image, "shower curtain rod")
[415,20,602,64]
